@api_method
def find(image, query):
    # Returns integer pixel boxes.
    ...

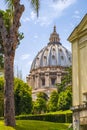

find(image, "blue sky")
[1,0,87,81]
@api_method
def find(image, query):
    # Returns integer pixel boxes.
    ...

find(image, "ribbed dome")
[30,26,72,71]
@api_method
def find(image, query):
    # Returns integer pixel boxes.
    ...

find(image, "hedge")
[15,113,72,123]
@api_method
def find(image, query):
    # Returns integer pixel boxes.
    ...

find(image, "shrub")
[16,112,72,123]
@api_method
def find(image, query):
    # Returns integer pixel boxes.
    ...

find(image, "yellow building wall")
[72,40,80,106]
[72,37,87,106]
[68,14,87,129]
[79,41,87,104]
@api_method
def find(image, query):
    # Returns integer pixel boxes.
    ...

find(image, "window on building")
[42,78,45,86]
[60,48,62,52]
[36,57,39,67]
[52,55,56,65]
[51,78,56,85]
[83,92,87,104]
[46,48,49,51]
[61,56,64,60]
[43,56,47,66]
[52,48,55,55]
[69,57,71,62]
[52,55,55,59]
[66,49,68,54]
[53,48,55,51]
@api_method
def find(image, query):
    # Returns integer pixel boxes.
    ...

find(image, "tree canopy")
[56,67,72,93]
[0,77,33,116]
[47,91,58,112]
[57,86,72,110]
[33,92,47,114]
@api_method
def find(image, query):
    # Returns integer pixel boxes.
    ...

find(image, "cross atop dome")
[49,26,60,43]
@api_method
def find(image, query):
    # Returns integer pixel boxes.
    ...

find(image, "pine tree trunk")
[4,53,15,127]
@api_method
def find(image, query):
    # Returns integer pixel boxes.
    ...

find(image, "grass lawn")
[0,120,72,130]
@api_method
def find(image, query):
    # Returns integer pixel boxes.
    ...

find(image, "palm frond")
[30,0,40,17]
[4,0,14,11]
[4,0,14,24]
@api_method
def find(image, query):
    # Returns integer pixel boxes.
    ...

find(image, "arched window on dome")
[36,57,39,67]
[66,49,68,54]
[61,56,64,60]
[52,55,56,65]
[52,55,55,59]
[43,56,47,66]
[52,48,56,55]
[69,57,71,62]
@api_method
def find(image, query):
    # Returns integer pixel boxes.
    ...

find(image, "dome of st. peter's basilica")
[27,26,72,100]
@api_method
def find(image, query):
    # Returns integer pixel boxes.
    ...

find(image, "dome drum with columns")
[27,26,72,100]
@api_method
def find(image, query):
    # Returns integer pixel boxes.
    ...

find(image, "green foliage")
[0,92,4,117]
[48,110,72,115]
[0,9,12,32]
[0,120,71,130]
[56,67,72,93]
[54,67,72,111]
[15,112,72,123]
[0,77,32,116]
[57,86,72,110]
[30,0,40,17]
[48,91,58,112]
[14,78,32,115]
[0,121,15,130]
[0,77,4,91]
[5,0,14,11]
[33,92,47,114]
[37,91,48,101]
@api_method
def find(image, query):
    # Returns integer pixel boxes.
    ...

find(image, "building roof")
[68,14,87,42]
[30,26,72,71]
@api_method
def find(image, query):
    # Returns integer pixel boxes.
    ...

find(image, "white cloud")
[36,16,51,26]
[27,61,32,66]
[30,11,36,20]
[22,17,30,22]
[35,0,76,26]
[73,15,80,19]
[50,0,76,10]
[72,10,81,20]
[21,54,30,60]
[22,0,76,26]
[34,35,38,39]
[74,10,80,14]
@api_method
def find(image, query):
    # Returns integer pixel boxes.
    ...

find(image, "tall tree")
[0,77,32,117]
[56,67,72,93]
[33,92,47,114]
[47,91,58,112]
[57,86,72,110]
[0,0,40,127]
[14,78,32,115]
